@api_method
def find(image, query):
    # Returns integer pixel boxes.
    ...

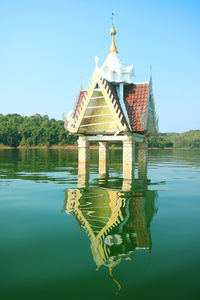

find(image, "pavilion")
[64,25,158,179]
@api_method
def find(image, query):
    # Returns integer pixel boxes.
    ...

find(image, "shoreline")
[0,145,199,150]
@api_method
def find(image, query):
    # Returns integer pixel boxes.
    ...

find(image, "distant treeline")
[0,114,199,148]
[148,131,200,149]
[0,114,77,147]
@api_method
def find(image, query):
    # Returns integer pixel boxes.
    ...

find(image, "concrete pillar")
[123,137,135,180]
[122,178,132,191]
[78,136,89,176]
[99,141,109,176]
[78,173,89,188]
[138,139,148,179]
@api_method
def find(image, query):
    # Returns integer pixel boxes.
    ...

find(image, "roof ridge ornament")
[94,56,99,70]
[109,24,118,53]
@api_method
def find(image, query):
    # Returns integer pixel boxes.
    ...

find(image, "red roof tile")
[124,83,149,132]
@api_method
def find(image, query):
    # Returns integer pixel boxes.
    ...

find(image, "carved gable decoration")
[66,69,128,134]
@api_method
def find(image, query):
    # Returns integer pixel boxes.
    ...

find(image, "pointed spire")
[109,25,118,53]
[149,65,153,88]
[94,56,99,69]
[150,65,152,80]
[80,75,83,90]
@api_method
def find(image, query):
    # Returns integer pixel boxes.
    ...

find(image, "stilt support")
[138,139,148,179]
[123,137,135,180]
[78,136,90,176]
[99,141,109,176]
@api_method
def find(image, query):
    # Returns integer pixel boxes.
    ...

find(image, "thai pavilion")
[64,25,158,179]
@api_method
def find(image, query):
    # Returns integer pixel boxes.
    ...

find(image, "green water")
[0,149,200,300]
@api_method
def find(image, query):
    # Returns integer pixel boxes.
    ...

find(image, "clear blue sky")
[0,0,200,132]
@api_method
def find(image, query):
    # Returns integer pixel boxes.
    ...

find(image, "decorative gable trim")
[66,69,128,133]
[98,78,127,131]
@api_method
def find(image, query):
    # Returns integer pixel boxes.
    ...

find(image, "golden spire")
[109,25,118,53]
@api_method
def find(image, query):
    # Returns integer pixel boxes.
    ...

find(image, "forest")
[0,114,77,147]
[0,114,199,148]
[148,131,200,149]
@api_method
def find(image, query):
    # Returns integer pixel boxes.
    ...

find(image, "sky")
[0,0,200,132]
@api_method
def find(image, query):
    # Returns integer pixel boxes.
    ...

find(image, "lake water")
[0,149,200,300]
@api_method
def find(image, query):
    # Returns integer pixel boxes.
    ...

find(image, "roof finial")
[109,13,118,53]
[150,65,152,77]
[111,12,114,25]
[80,75,83,90]
[149,65,153,85]
[94,56,99,69]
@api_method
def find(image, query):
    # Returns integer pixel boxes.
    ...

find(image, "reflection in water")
[63,177,158,294]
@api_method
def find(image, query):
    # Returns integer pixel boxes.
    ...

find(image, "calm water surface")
[0,149,200,300]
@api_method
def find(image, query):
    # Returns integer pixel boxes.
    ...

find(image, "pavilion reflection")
[63,176,158,293]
